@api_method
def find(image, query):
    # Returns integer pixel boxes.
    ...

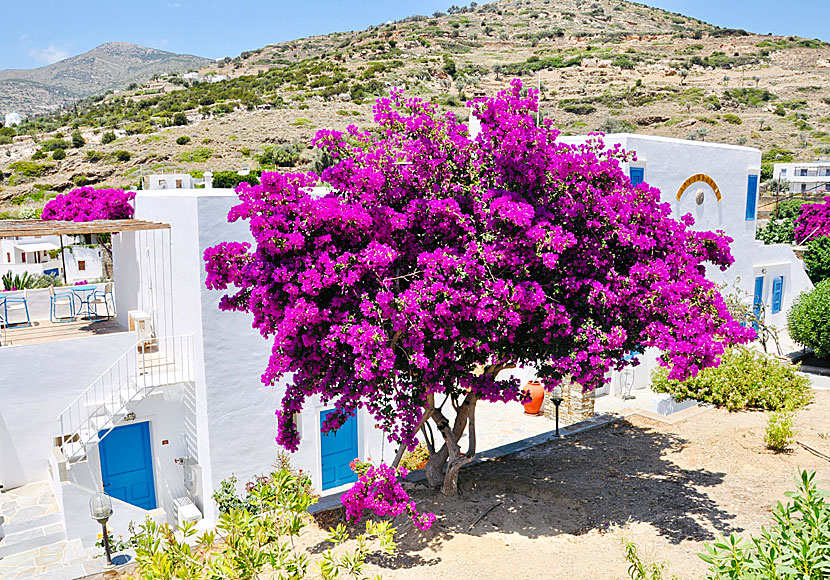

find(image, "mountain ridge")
[0,42,212,117]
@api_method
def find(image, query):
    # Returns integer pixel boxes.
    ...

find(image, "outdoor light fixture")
[551,385,564,438]
[123,412,136,422]
[90,493,114,567]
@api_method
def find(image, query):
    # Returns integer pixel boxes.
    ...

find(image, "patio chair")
[49,285,76,323]
[89,283,115,320]
[3,290,31,328]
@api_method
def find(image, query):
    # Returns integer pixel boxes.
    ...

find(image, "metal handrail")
[56,334,194,460]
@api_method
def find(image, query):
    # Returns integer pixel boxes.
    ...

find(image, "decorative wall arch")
[676,173,722,202]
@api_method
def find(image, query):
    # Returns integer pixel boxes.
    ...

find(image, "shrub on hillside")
[211,170,261,189]
[110,150,131,162]
[651,345,812,411]
[788,279,830,358]
[39,138,70,152]
[70,131,85,148]
[101,131,116,144]
[51,148,66,160]
[176,147,213,163]
[172,112,188,126]
[175,135,191,145]
[255,143,302,168]
[804,236,830,284]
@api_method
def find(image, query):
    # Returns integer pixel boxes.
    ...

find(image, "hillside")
[0,42,212,116]
[1,0,829,214]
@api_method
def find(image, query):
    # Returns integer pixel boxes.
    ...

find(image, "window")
[781,169,787,176]
[801,183,807,193]
[158,179,167,189]
[5,252,10,263]
[745,174,758,220]
[21,252,26,263]
[629,167,644,187]
[771,276,784,314]
[800,168,808,176]
[175,179,183,188]
[78,260,86,271]
[825,168,830,176]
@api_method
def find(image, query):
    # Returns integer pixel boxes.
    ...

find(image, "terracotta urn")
[522,380,545,415]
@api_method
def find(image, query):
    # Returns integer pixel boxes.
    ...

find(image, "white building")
[4,112,22,127]
[773,160,830,194]
[0,202,394,555]
[558,134,813,400]
[146,173,194,190]
[0,235,103,282]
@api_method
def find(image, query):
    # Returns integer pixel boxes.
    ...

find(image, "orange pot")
[522,380,545,415]
[417,460,428,469]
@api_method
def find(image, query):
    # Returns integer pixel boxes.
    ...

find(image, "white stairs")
[57,335,194,463]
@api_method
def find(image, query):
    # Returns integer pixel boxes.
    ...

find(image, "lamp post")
[551,385,563,438]
[90,493,114,568]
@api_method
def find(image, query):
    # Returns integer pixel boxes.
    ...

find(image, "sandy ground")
[304,389,830,580]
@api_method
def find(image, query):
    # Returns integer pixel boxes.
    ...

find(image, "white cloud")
[166,2,181,7]
[29,44,70,65]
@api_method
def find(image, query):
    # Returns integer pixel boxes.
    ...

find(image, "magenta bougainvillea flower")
[794,196,830,244]
[204,80,754,466]
[42,187,135,221]
[342,463,436,530]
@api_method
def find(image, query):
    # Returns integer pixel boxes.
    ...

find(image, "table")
[71,285,97,319]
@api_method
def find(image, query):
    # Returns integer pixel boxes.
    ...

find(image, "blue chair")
[49,286,76,323]
[3,290,31,328]
[89,283,115,320]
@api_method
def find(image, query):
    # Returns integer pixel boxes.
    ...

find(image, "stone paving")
[0,481,60,525]
[0,538,96,580]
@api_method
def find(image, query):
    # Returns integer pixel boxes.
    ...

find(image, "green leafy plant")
[400,442,430,471]
[804,236,830,284]
[651,345,812,412]
[136,465,395,580]
[756,218,795,245]
[101,131,116,144]
[700,470,830,578]
[176,135,191,145]
[256,143,302,168]
[764,410,795,451]
[788,279,830,358]
[176,147,214,163]
[51,148,66,160]
[2,272,60,290]
[623,539,678,580]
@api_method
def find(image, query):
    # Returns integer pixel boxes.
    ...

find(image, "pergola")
[0,219,170,238]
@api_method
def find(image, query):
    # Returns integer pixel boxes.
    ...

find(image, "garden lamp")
[90,493,114,567]
[551,385,563,438]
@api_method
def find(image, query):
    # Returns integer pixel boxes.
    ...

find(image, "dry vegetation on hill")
[1,0,829,214]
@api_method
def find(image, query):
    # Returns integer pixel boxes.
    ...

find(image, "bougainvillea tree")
[794,196,830,244]
[204,80,754,495]
[42,186,136,268]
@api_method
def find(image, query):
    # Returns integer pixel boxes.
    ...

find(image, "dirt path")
[309,390,830,580]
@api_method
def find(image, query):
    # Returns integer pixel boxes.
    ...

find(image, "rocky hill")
[0,42,212,116]
[1,0,829,214]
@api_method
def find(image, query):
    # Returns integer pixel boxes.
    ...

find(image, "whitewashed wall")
[0,331,135,489]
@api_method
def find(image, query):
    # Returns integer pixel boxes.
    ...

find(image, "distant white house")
[147,173,194,190]
[182,72,201,81]
[773,160,830,194]
[4,112,22,127]
[0,235,103,282]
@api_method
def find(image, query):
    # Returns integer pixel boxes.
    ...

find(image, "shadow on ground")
[371,417,740,565]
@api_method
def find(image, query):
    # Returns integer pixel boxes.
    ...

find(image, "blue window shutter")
[752,276,764,330]
[745,174,758,220]
[629,167,644,187]
[771,276,783,314]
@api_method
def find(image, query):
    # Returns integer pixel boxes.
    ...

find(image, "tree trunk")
[425,392,478,495]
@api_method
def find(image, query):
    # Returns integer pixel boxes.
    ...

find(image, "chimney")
[203,171,213,189]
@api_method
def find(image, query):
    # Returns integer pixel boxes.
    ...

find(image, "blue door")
[320,410,358,490]
[99,422,157,510]
[629,167,644,187]
[752,276,764,331]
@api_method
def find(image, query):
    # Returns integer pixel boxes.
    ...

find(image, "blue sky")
[2,1,827,70]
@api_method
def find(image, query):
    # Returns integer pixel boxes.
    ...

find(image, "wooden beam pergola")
[0,219,171,238]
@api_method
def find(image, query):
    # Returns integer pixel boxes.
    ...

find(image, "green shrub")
[10,161,52,178]
[176,147,213,163]
[39,138,70,152]
[772,198,808,220]
[101,131,116,144]
[211,170,261,189]
[762,147,795,163]
[70,131,85,148]
[804,236,830,284]
[721,113,742,125]
[400,442,430,470]
[110,150,131,162]
[51,148,66,160]
[31,149,46,160]
[175,135,191,145]
[701,471,830,578]
[85,150,105,162]
[651,345,812,411]
[723,87,777,107]
[764,410,794,451]
[788,279,830,357]
[562,103,596,115]
[756,218,794,244]
[172,112,188,126]
[256,143,302,168]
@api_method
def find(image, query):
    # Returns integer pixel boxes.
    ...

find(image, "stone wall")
[543,377,595,425]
